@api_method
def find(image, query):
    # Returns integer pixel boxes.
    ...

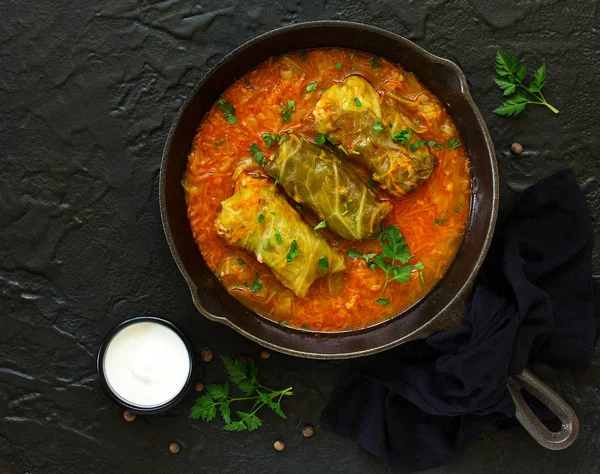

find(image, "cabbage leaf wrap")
[215,176,346,298]
[313,75,435,197]
[267,133,391,241]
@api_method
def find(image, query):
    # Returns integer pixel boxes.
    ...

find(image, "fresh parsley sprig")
[190,357,292,432]
[493,50,559,116]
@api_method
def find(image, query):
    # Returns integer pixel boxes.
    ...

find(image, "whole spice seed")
[123,410,136,422]
[200,349,213,363]
[194,382,205,393]
[239,355,251,365]
[259,349,271,359]
[273,440,285,451]
[511,142,523,155]
[169,442,181,454]
[302,425,315,438]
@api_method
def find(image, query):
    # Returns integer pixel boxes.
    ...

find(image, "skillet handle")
[507,368,579,450]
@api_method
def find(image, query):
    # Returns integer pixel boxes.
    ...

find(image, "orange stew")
[184,49,471,331]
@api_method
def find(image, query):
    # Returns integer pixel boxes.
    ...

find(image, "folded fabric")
[322,169,599,471]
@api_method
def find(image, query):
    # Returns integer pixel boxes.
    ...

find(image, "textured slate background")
[1,0,599,473]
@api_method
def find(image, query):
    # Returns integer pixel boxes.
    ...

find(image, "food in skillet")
[266,133,391,240]
[215,172,346,298]
[313,75,435,197]
[183,49,471,331]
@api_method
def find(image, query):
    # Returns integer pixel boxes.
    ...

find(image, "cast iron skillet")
[160,21,577,449]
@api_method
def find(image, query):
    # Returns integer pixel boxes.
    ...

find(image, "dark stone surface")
[1,0,598,473]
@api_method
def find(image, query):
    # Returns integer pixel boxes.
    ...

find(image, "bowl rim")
[159,20,499,359]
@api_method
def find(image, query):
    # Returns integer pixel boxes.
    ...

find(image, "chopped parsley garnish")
[318,255,329,270]
[351,215,357,229]
[237,258,246,265]
[261,132,279,148]
[455,203,463,213]
[274,229,282,245]
[369,57,382,69]
[342,198,353,216]
[338,144,349,155]
[300,322,309,329]
[280,100,296,122]
[250,143,264,165]
[250,273,263,293]
[367,179,377,189]
[243,76,250,86]
[305,81,318,92]
[354,98,362,107]
[392,130,410,144]
[257,214,265,223]
[217,99,238,125]
[372,121,384,133]
[215,138,226,147]
[347,248,362,259]
[449,138,461,149]
[314,220,327,230]
[414,261,425,285]
[315,133,327,148]
[335,62,342,70]
[349,53,355,61]
[286,240,300,263]
[301,51,307,62]
[280,321,288,327]
[376,298,390,306]
[414,119,420,125]
[434,211,450,227]
[262,237,271,251]
[409,139,444,151]
[214,272,221,281]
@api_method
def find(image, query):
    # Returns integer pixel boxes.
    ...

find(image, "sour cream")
[102,321,191,409]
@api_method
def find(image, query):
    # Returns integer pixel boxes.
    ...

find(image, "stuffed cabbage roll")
[267,133,391,241]
[215,175,346,298]
[313,75,435,197]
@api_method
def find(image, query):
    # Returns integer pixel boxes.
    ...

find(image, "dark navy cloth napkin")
[322,169,599,471]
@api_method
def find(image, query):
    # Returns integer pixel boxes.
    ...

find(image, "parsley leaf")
[300,322,309,329]
[215,138,226,147]
[455,203,463,213]
[376,298,390,306]
[347,248,362,259]
[392,129,410,144]
[257,214,265,223]
[318,255,329,270]
[372,121,384,133]
[286,240,300,263]
[274,229,282,245]
[250,143,264,165]
[493,50,558,116]
[314,220,327,230]
[280,100,296,122]
[315,133,326,148]
[354,97,362,107]
[237,258,246,265]
[250,273,263,293]
[349,53,355,61]
[449,138,461,149]
[369,57,382,69]
[305,81,318,92]
[335,62,342,70]
[262,237,270,251]
[381,225,411,264]
[367,179,377,189]
[261,132,279,148]
[217,99,238,125]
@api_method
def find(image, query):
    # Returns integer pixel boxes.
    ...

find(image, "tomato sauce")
[184,49,471,331]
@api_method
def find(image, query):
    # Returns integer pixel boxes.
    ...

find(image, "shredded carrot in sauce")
[184,49,471,332]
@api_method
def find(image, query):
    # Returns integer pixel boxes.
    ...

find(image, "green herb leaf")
[335,62,342,70]
[274,229,282,245]
[381,225,411,264]
[190,393,218,421]
[529,63,546,93]
[338,144,349,155]
[314,220,327,230]
[305,81,318,92]
[219,402,232,424]
[455,202,463,213]
[315,133,326,148]
[494,90,529,116]
[223,421,247,432]
[217,99,238,125]
[372,121,384,133]
[280,100,296,122]
[347,248,362,259]
[349,53,355,61]
[449,138,461,150]
[369,57,382,69]
[367,179,377,189]
[354,97,362,107]
[262,237,270,251]
[237,411,262,431]
[215,138,226,147]
[392,129,410,144]
[206,383,230,401]
[237,258,246,265]
[300,322,309,329]
[392,265,413,283]
[286,240,300,263]
[250,143,264,165]
[301,51,307,62]
[250,273,263,294]
[318,255,329,270]
[376,298,390,306]
[262,132,280,148]
[258,214,265,223]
